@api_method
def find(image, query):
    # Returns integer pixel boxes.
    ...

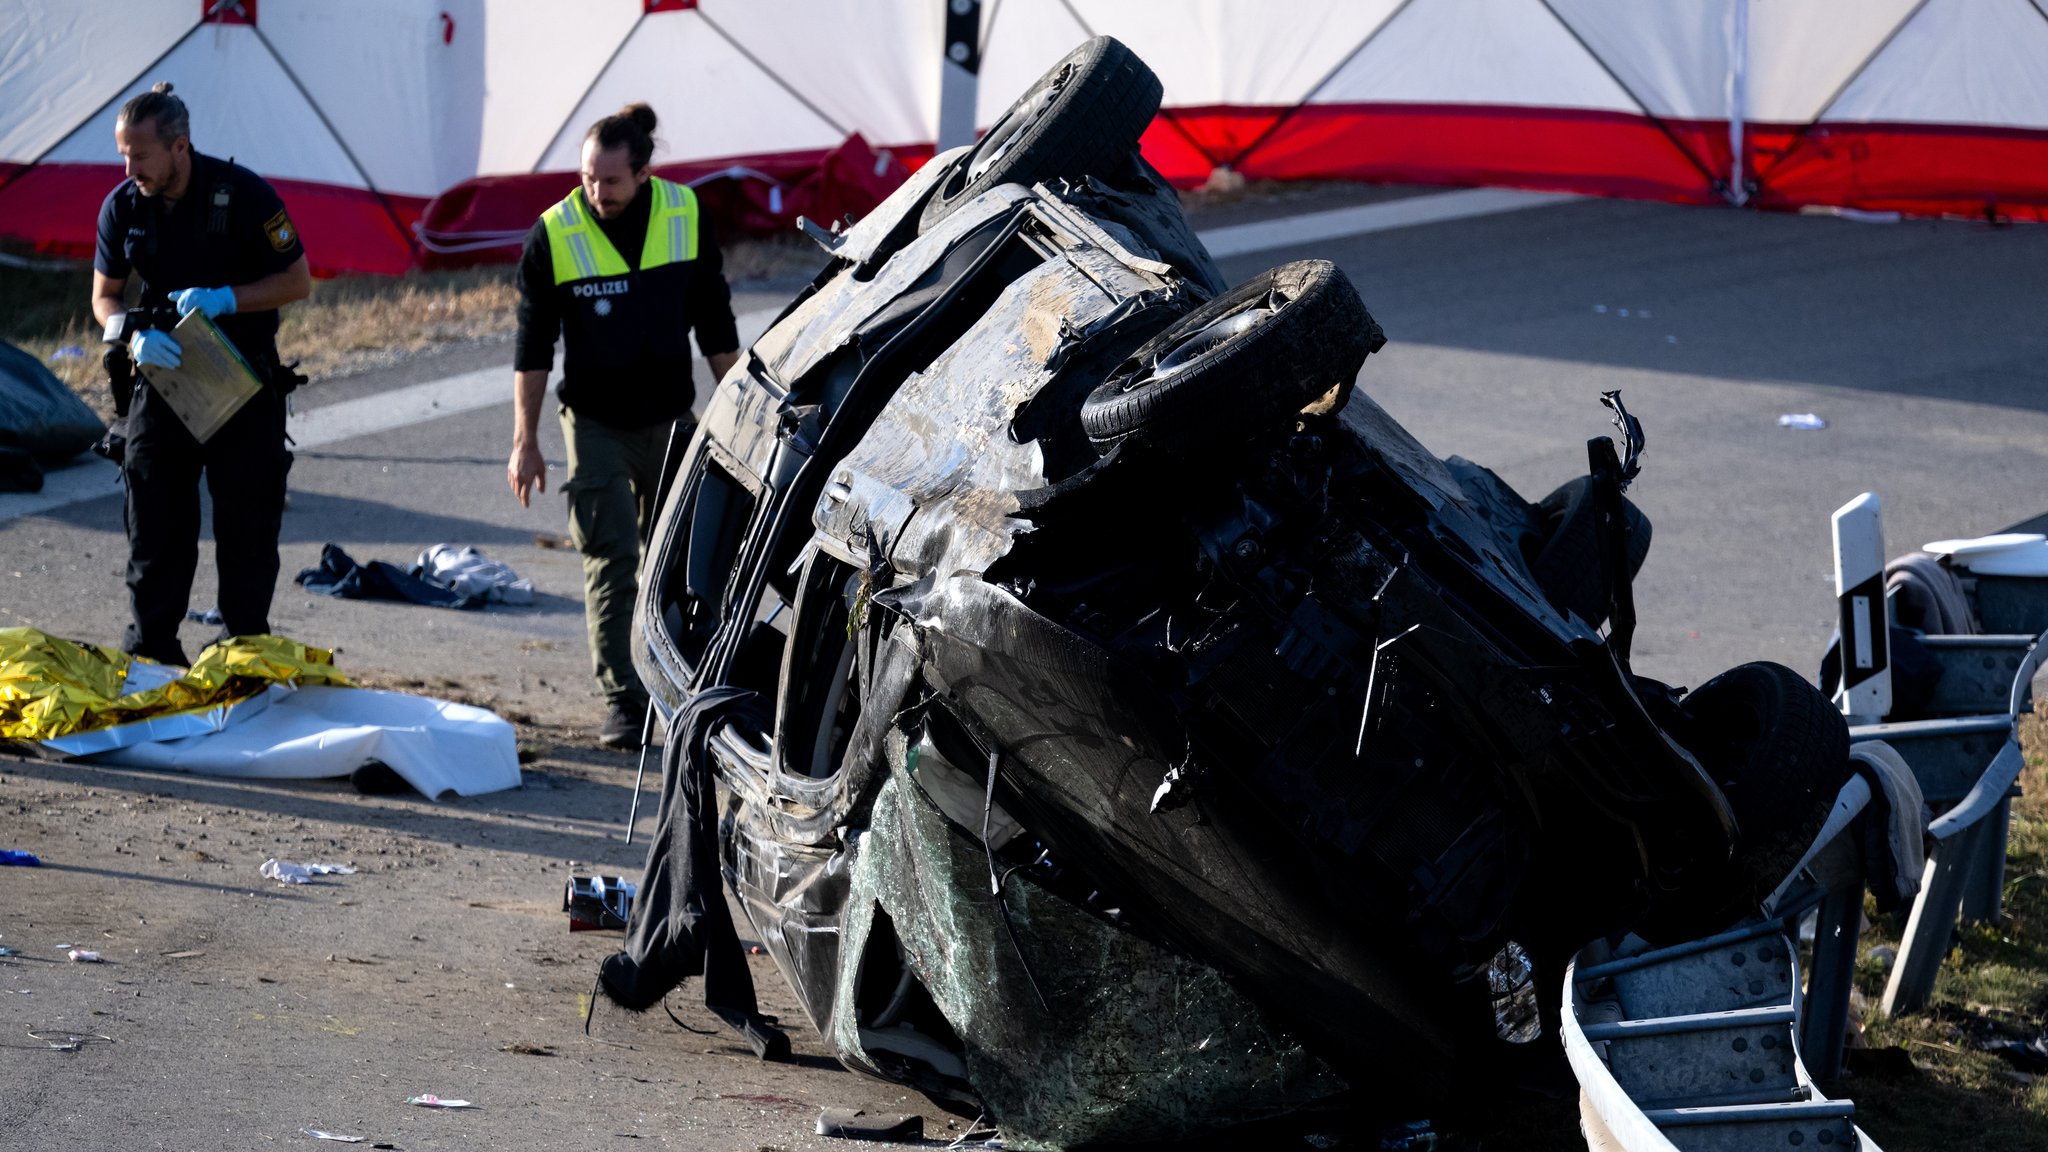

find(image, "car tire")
[1079,259,1382,455]
[1667,661,1852,932]
[1527,476,1652,629]
[918,36,1161,232]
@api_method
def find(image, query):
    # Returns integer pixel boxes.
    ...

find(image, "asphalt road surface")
[3,193,2045,1151]
[1235,196,2048,692]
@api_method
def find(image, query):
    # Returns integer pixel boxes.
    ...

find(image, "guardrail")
[1828,492,2044,1016]
[1562,495,2048,1149]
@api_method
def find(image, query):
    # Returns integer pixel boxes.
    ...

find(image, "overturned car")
[604,38,1850,1147]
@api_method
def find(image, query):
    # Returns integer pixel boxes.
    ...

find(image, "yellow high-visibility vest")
[543,178,699,285]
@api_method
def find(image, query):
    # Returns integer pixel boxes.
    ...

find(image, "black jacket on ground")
[514,185,741,431]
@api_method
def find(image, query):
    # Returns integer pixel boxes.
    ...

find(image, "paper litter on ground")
[262,859,358,886]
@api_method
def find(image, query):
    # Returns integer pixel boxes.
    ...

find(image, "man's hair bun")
[120,83,190,142]
[586,103,660,171]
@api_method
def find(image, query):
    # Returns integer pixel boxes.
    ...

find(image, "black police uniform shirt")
[513,184,740,431]
[93,151,305,372]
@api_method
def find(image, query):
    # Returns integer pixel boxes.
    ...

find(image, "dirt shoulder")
[0,715,948,1151]
[2,233,824,425]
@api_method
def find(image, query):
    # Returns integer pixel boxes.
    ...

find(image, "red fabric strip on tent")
[9,115,2039,280]
[1749,121,2048,224]
[1164,103,1725,205]
[1142,103,2048,222]
[0,162,422,277]
[415,133,916,269]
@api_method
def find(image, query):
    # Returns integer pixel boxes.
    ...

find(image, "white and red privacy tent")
[4,1,2043,277]
[986,0,2048,218]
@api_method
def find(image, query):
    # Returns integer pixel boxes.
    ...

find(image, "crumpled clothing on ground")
[0,628,348,742]
[295,543,481,610]
[415,544,534,605]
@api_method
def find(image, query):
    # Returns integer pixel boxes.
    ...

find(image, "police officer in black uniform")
[508,103,739,747]
[90,83,311,666]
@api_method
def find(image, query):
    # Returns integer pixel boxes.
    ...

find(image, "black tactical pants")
[121,380,291,662]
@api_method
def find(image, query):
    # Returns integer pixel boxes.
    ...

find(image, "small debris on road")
[816,1108,922,1141]
[405,1094,477,1109]
[1380,1118,1440,1149]
[262,859,358,885]
[300,1129,365,1143]
[28,1027,112,1051]
[1778,413,1828,430]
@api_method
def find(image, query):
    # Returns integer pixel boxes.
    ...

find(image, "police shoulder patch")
[264,209,297,253]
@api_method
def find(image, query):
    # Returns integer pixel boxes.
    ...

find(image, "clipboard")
[135,311,265,443]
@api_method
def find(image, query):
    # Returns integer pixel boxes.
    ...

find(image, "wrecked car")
[606,37,1851,1147]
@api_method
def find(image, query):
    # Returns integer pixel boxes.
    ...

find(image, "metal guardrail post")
[1960,793,2011,924]
[1878,734,2024,1015]
[1801,881,1864,1081]
[1882,817,1985,1015]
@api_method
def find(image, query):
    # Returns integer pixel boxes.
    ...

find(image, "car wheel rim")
[1125,295,1282,391]
[947,64,1071,198]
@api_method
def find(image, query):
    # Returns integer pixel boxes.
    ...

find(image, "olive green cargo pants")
[560,406,684,711]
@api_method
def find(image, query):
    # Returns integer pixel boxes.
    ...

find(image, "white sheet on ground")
[88,685,521,798]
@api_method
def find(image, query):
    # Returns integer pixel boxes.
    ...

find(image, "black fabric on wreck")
[598,686,788,1060]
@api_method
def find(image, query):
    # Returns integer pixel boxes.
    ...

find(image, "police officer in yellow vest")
[509,103,739,748]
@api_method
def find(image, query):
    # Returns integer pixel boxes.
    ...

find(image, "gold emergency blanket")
[0,628,350,742]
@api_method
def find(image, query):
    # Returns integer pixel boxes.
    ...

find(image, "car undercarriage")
[605,37,1851,1148]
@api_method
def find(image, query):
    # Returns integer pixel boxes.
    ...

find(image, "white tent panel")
[426,1,492,195]
[1743,0,1923,123]
[975,0,1093,124]
[472,0,644,175]
[40,24,365,188]
[699,0,942,147]
[1067,0,1406,107]
[536,10,848,171]
[1825,0,2048,129]
[1544,0,1727,119]
[261,0,454,197]
[0,3,198,161]
[1316,0,1638,113]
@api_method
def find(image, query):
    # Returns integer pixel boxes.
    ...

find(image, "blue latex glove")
[130,328,183,370]
[170,285,237,319]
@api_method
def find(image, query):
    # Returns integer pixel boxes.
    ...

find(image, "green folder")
[136,310,265,443]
